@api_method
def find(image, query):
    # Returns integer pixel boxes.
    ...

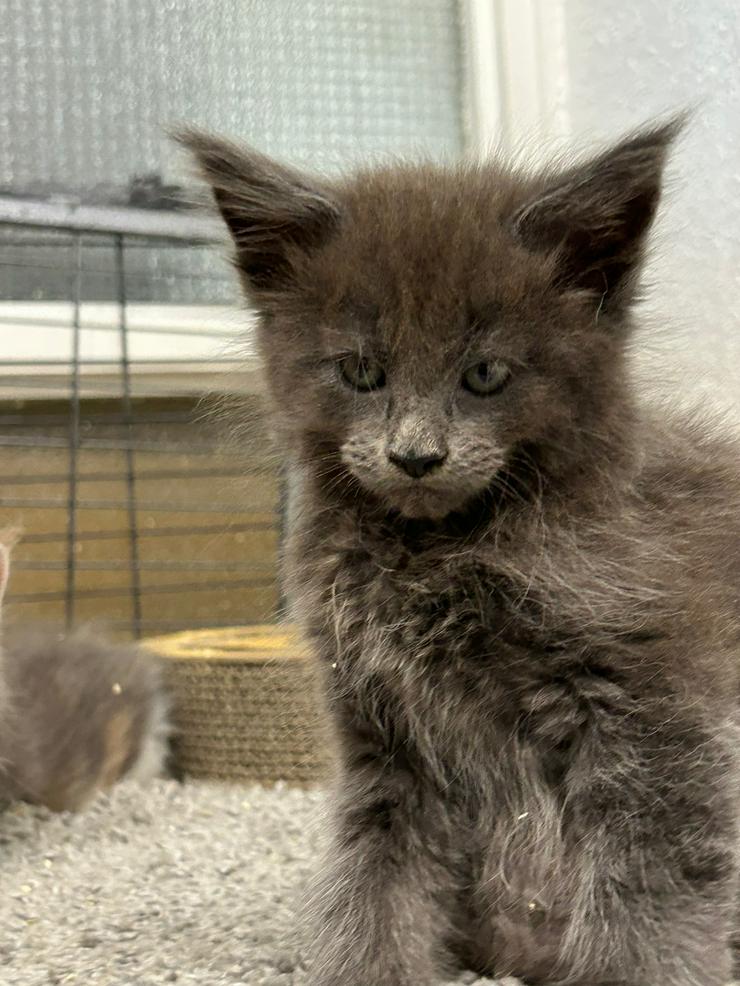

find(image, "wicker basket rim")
[145,624,307,663]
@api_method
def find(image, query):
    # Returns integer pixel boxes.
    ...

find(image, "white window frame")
[462,0,571,156]
[0,301,260,399]
[0,197,257,397]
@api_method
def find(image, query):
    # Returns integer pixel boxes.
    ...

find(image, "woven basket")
[146,625,330,785]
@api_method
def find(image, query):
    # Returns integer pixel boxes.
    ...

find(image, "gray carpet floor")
[0,780,514,986]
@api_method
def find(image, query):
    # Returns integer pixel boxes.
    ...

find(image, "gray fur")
[0,535,170,812]
[185,118,740,985]
[0,624,170,811]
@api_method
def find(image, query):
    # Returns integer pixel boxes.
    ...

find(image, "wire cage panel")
[0,0,467,639]
[0,214,279,640]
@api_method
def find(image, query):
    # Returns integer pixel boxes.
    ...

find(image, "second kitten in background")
[0,531,170,812]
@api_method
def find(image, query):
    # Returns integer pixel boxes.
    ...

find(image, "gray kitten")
[184,119,740,985]
[0,531,169,811]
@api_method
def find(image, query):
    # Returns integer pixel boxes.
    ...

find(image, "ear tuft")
[175,129,340,292]
[512,115,685,312]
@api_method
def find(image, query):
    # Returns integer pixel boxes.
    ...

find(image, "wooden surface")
[0,397,281,638]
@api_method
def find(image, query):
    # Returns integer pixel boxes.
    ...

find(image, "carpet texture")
[0,780,516,986]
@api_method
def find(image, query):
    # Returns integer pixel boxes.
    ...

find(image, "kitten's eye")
[462,359,511,396]
[339,354,386,392]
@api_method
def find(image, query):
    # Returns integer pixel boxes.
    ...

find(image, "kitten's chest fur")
[300,522,631,972]
[300,519,620,786]
[292,500,739,979]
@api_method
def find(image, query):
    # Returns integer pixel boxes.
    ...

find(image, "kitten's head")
[183,120,678,519]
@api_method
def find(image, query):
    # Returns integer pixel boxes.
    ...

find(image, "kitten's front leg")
[305,755,455,986]
[501,730,737,985]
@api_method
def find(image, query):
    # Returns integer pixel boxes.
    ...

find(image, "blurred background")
[1,0,738,639]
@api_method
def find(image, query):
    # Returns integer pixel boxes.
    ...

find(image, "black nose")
[388,450,447,479]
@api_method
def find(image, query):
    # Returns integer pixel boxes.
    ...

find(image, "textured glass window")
[1,0,465,304]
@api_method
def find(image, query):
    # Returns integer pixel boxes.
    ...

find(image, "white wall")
[560,1,740,415]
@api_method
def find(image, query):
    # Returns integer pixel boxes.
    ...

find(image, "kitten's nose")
[388,450,447,479]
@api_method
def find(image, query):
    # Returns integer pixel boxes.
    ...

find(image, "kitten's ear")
[177,130,340,292]
[512,117,683,312]
[0,527,21,607]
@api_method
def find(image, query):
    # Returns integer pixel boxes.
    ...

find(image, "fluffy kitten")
[184,120,740,985]
[0,532,170,811]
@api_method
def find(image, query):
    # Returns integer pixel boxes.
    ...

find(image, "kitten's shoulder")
[633,406,740,592]
[636,406,740,507]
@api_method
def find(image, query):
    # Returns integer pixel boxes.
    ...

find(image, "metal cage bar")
[0,198,282,639]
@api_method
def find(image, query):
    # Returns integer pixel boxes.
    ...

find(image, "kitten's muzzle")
[387,449,447,479]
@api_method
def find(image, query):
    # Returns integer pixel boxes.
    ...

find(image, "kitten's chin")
[344,465,487,519]
[381,486,472,520]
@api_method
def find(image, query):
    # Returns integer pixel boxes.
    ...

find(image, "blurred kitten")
[0,530,170,812]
